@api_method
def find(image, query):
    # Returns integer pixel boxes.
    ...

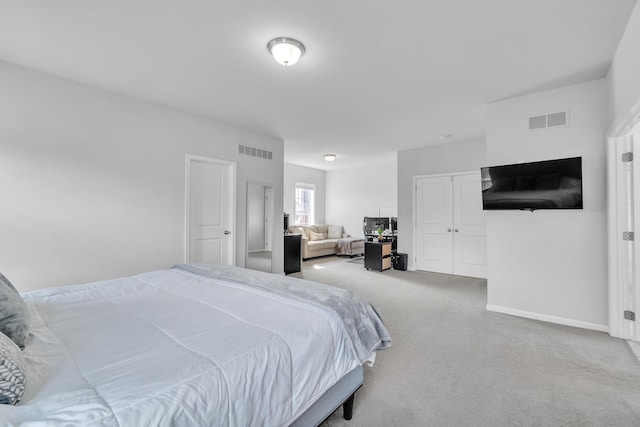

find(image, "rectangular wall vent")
[238,145,273,160]
[528,110,569,131]
[528,115,547,130]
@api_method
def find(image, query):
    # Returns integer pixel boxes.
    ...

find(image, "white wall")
[607,1,640,123]
[326,158,397,237]
[0,61,285,291]
[283,163,326,225]
[397,139,486,268]
[485,79,608,330]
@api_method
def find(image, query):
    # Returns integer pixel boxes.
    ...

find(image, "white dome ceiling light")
[267,37,305,66]
[324,154,336,162]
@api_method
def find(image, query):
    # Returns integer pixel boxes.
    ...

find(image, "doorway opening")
[246,182,274,273]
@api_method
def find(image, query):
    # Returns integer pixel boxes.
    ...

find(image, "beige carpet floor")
[288,256,640,426]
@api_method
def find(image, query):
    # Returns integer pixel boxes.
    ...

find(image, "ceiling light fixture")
[267,37,305,66]
[324,154,336,162]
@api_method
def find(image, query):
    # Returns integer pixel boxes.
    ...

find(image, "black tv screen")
[481,157,583,211]
[363,217,390,233]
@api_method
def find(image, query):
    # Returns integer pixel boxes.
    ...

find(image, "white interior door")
[453,173,487,278]
[187,156,234,265]
[415,176,454,273]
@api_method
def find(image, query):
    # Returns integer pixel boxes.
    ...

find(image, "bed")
[0,263,391,426]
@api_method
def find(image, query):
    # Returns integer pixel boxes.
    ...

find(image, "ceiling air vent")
[238,145,273,160]
[528,110,569,131]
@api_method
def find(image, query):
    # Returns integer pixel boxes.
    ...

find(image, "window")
[294,182,315,225]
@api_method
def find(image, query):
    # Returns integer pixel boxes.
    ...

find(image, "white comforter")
[0,267,365,426]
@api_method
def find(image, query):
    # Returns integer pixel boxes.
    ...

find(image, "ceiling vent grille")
[528,110,569,131]
[238,145,273,160]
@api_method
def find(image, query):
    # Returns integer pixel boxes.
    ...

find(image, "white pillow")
[309,231,324,241]
[328,225,343,239]
[0,331,26,405]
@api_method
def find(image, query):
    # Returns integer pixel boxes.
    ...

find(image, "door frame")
[412,170,480,273]
[185,154,236,265]
[607,92,640,340]
[246,181,274,272]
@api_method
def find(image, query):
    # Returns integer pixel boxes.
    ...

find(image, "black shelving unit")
[284,234,302,274]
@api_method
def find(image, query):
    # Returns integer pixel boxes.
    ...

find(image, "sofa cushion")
[328,225,343,239]
[309,231,324,241]
[307,241,326,251]
[323,239,339,249]
[316,225,329,239]
[301,226,317,238]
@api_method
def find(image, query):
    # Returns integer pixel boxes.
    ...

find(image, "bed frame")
[290,365,363,426]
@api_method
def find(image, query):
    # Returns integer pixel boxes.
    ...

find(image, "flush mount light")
[324,154,336,162]
[267,37,305,66]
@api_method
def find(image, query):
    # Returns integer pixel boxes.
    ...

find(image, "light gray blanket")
[336,237,364,255]
[174,263,391,364]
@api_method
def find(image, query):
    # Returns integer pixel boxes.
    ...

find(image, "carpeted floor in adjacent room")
[288,256,640,426]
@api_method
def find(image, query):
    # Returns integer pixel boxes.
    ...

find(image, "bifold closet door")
[415,173,486,278]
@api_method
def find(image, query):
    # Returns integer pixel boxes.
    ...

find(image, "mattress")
[0,265,390,426]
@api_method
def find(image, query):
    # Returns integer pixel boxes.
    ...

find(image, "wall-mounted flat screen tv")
[481,157,583,211]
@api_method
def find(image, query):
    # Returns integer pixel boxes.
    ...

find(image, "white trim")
[606,88,640,339]
[185,154,236,265]
[607,136,625,338]
[486,304,608,333]
[294,181,316,190]
[607,86,640,138]
[486,304,609,332]
[413,170,479,180]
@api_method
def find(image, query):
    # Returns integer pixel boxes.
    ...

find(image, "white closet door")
[453,173,487,278]
[415,176,454,274]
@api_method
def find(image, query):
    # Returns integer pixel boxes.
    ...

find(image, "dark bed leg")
[342,392,356,420]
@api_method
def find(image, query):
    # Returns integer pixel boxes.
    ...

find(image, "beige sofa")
[287,224,353,260]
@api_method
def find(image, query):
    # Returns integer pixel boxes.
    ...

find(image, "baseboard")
[486,304,608,333]
[628,340,640,363]
[408,266,417,271]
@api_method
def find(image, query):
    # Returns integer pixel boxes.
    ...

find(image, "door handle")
[454,229,459,232]
[224,230,231,235]
[447,228,452,232]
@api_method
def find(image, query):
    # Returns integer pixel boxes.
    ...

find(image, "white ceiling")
[0,0,636,170]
